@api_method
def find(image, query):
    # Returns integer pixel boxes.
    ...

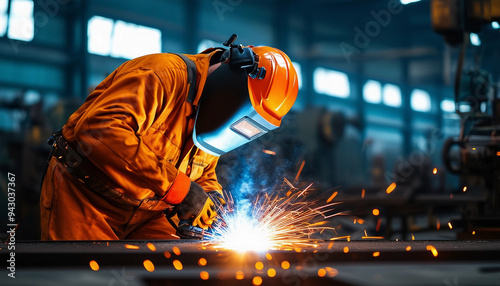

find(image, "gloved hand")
[176,181,217,229]
[206,191,226,230]
[207,190,226,210]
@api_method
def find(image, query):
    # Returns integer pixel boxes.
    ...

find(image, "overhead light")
[492,22,500,29]
[400,0,421,4]
[470,33,481,46]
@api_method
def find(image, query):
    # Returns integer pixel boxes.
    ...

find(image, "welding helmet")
[193,36,299,156]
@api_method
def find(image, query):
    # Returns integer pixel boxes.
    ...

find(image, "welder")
[39,35,299,240]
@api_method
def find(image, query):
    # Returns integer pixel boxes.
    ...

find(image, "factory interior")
[1,0,500,285]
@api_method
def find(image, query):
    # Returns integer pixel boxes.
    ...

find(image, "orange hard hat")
[193,36,299,156]
[248,46,299,127]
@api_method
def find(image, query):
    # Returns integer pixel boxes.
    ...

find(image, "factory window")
[110,20,161,59]
[440,99,455,113]
[0,0,7,36]
[400,0,420,4]
[313,67,350,98]
[88,16,113,56]
[0,0,34,41]
[363,80,382,104]
[410,89,431,112]
[382,83,402,107]
[363,80,382,103]
[87,16,161,60]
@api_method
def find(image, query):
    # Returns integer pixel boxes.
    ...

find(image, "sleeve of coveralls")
[72,68,190,204]
[195,154,223,197]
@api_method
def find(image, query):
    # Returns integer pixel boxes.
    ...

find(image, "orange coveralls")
[40,51,222,240]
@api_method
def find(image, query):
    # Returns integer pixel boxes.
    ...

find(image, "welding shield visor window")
[193,63,278,156]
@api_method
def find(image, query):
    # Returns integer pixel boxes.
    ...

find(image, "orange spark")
[406,246,411,251]
[89,260,99,271]
[362,236,384,239]
[318,268,326,277]
[262,149,276,156]
[426,245,438,257]
[173,260,183,270]
[436,219,441,230]
[448,222,453,229]
[281,261,290,269]
[200,271,209,280]
[376,218,382,232]
[255,261,264,270]
[198,258,207,266]
[373,251,380,257]
[343,246,349,253]
[267,268,276,277]
[386,183,396,194]
[472,230,476,235]
[463,186,467,192]
[252,276,263,286]
[432,168,438,174]
[497,151,500,156]
[235,270,245,280]
[284,177,295,189]
[354,218,365,225]
[325,267,338,277]
[164,251,171,259]
[330,235,351,241]
[172,246,181,255]
[143,260,155,272]
[266,253,273,260]
[372,208,380,216]
[326,191,338,203]
[327,241,334,249]
[294,160,306,181]
[146,243,156,251]
[361,189,365,199]
[124,244,139,250]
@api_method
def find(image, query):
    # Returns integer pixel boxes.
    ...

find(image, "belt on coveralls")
[47,131,173,211]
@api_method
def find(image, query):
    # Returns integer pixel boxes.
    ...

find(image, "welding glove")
[207,190,226,210]
[206,191,226,230]
[176,181,217,229]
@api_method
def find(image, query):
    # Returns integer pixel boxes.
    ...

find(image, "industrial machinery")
[433,0,500,237]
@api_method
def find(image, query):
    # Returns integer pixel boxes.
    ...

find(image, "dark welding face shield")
[193,63,276,156]
[193,35,299,156]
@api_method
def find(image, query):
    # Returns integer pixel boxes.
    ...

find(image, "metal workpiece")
[1,240,500,285]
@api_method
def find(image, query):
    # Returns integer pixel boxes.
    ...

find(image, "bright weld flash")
[216,211,272,252]
[206,179,340,252]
